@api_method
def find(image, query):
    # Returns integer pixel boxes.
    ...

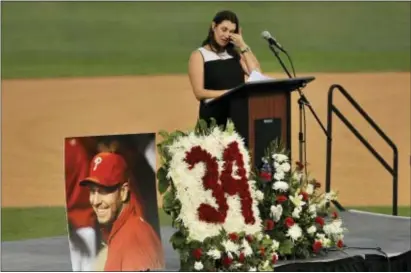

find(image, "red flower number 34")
[184,141,256,225]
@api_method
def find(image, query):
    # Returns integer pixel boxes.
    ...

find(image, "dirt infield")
[1,72,410,208]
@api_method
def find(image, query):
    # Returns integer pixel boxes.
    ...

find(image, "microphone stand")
[267,44,330,176]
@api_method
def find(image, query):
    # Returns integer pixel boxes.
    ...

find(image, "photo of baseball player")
[64,134,165,271]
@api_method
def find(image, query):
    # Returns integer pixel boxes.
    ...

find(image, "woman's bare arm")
[188,50,228,101]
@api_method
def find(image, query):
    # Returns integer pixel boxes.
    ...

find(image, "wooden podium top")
[206,76,315,105]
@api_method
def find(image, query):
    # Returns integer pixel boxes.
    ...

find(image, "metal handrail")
[325,84,398,216]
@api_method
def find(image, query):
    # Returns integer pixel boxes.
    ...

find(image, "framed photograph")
[64,133,165,271]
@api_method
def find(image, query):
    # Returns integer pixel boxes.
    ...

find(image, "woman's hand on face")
[229,27,247,49]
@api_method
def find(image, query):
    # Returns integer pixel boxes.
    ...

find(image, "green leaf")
[226,119,236,133]
[173,199,182,211]
[262,237,273,247]
[209,117,217,129]
[157,167,169,194]
[169,230,186,249]
[199,119,209,130]
[279,239,294,255]
[158,130,170,139]
[162,190,174,213]
[170,130,184,140]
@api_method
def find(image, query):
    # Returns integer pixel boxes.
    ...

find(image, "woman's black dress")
[197,47,245,127]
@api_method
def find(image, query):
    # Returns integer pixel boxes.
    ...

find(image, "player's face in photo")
[88,183,129,225]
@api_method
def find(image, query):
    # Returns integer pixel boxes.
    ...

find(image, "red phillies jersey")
[65,138,95,229]
[103,199,165,271]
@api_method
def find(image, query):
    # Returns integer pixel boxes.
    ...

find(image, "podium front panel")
[248,91,291,166]
[254,118,282,167]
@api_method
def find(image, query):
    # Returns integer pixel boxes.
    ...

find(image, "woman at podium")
[188,10,262,126]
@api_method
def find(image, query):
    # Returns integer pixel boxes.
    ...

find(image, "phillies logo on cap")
[93,156,103,171]
[80,152,128,188]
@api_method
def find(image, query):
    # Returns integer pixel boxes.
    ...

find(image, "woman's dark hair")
[202,10,240,59]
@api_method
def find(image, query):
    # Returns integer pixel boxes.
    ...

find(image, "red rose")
[276,195,288,203]
[285,217,295,228]
[246,235,253,243]
[332,212,338,219]
[296,161,304,171]
[265,219,275,231]
[313,241,322,253]
[222,256,233,267]
[272,254,278,264]
[315,216,325,227]
[260,171,272,181]
[239,252,245,263]
[229,233,239,241]
[337,239,344,248]
[192,248,202,260]
[301,191,309,201]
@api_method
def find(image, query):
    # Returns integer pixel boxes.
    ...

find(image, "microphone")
[261,30,286,52]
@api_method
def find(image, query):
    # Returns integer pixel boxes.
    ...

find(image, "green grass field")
[2,1,410,78]
[2,206,410,242]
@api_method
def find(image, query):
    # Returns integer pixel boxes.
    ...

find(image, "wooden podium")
[206,76,315,167]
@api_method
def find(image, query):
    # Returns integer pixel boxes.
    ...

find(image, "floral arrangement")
[255,140,346,260]
[157,119,346,271]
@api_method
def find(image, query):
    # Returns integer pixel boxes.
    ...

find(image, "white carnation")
[307,225,317,235]
[274,171,285,180]
[287,224,302,241]
[273,181,289,192]
[207,248,221,259]
[242,239,253,257]
[222,240,240,255]
[255,190,264,202]
[309,204,317,218]
[272,153,289,163]
[323,219,344,238]
[194,261,204,271]
[280,162,291,172]
[249,267,257,271]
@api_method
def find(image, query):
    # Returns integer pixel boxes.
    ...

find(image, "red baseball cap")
[80,152,128,188]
